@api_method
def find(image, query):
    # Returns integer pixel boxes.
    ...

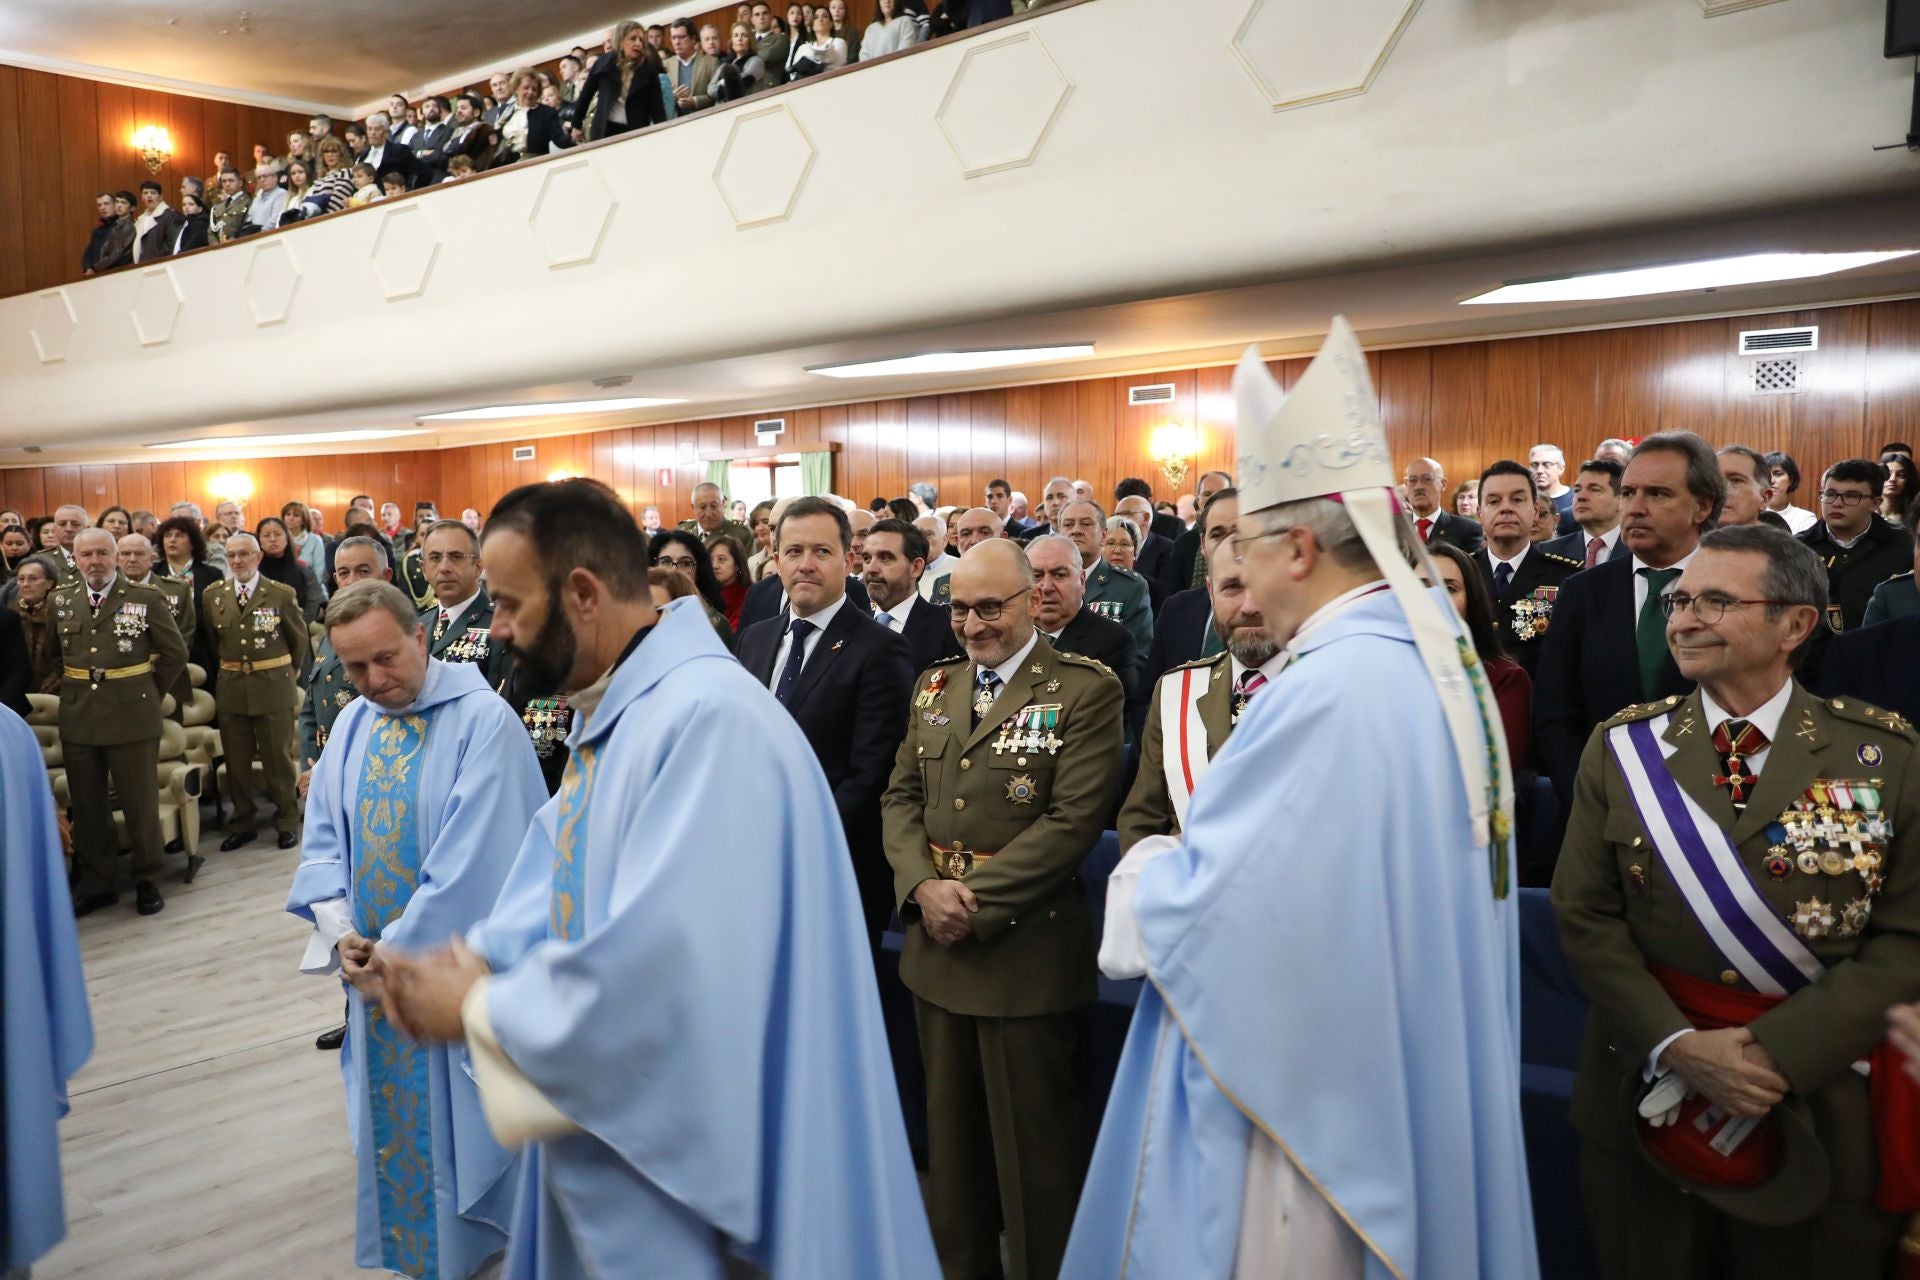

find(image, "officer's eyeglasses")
[1819,489,1873,506]
[949,591,1025,621]
[423,551,472,566]
[1660,591,1789,625]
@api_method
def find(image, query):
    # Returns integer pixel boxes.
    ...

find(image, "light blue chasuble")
[289,659,548,1280]
[467,600,939,1280]
[1063,589,1538,1279]
[355,711,440,1278]
[2,706,94,1272]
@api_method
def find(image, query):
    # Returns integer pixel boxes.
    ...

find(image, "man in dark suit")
[737,498,915,940]
[1138,489,1238,692]
[1472,460,1583,676]
[1540,457,1629,569]
[1113,492,1172,608]
[1404,456,1484,554]
[1029,534,1143,741]
[739,561,870,632]
[408,96,455,181]
[362,113,422,189]
[1162,470,1234,593]
[1810,610,1920,722]
[1534,431,1723,812]
[861,518,964,672]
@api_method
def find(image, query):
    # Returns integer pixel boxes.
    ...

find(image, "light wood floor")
[36,826,367,1280]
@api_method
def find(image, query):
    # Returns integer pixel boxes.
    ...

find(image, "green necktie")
[1636,567,1681,697]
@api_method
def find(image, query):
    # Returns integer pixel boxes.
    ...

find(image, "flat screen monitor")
[1890,0,1920,57]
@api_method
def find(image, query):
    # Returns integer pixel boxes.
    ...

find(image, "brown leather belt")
[63,661,154,681]
[220,653,293,674]
[930,841,996,880]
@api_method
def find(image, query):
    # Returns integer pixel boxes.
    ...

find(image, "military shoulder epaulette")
[1167,652,1229,674]
[1824,697,1918,742]
[1543,552,1583,568]
[1056,650,1116,678]
[1884,570,1915,584]
[925,655,968,672]
[1602,695,1685,728]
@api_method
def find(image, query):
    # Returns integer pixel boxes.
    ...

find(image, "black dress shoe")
[73,892,117,917]
[277,830,300,850]
[183,853,206,884]
[135,880,164,915]
[220,830,257,852]
[315,1024,347,1051]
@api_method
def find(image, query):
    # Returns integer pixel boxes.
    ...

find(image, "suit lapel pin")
[1046,679,1061,693]
[1859,742,1884,767]
[830,639,845,651]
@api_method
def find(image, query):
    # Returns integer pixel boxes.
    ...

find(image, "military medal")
[1005,774,1037,805]
[117,638,133,653]
[1790,897,1834,940]
[1859,742,1884,767]
[1627,864,1646,891]
[1819,849,1850,877]
[334,689,353,708]
[943,847,972,879]
[921,710,950,727]
[1763,849,1792,879]
[1838,897,1872,937]
[1796,850,1822,876]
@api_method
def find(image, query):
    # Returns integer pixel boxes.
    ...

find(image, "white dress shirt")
[765,591,849,690]
[872,589,916,634]
[1630,548,1698,618]
[1486,541,1531,582]
[231,573,263,603]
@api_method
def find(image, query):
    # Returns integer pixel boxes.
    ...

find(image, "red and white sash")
[1159,664,1217,830]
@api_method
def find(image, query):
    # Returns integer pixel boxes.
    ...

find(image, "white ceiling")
[0,0,652,114]
[33,192,1920,465]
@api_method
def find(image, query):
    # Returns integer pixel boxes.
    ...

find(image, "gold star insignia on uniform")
[1030,664,1045,675]
[1045,679,1061,693]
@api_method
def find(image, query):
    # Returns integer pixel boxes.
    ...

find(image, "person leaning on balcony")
[572,19,670,143]
[207,168,251,244]
[859,0,925,59]
[171,192,210,254]
[281,136,356,223]
[789,8,848,78]
[491,68,576,168]
[713,23,773,100]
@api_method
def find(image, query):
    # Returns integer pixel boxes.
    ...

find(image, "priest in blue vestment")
[1063,322,1539,1278]
[3,704,93,1276]
[377,480,939,1280]
[286,580,546,1280]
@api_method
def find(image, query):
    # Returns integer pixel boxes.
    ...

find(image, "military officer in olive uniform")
[416,519,513,689]
[51,528,189,916]
[1551,526,1920,1279]
[677,480,753,549]
[116,532,195,723]
[882,538,1124,1280]
[203,532,310,851]
[1117,539,1284,852]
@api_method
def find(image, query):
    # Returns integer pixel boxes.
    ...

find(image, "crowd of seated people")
[76,0,1061,277]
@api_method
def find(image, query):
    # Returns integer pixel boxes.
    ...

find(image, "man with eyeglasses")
[1553,523,1920,1278]
[1404,456,1483,554]
[1797,458,1916,633]
[1060,499,1153,664]
[882,537,1123,1280]
[1536,432,1722,815]
[416,520,511,690]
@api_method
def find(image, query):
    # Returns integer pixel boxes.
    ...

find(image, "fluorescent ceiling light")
[147,428,429,450]
[809,344,1096,379]
[1461,251,1919,305]
[418,396,686,422]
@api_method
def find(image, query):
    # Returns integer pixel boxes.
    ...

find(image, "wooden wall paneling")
[1375,347,1433,478]
[1482,336,1541,468]
[148,462,185,517]
[0,70,27,298]
[1033,383,1079,489]
[78,463,115,513]
[904,397,940,498]
[1113,368,1194,502]
[1534,333,1600,463]
[112,463,153,516]
[164,92,203,199]
[1865,300,1920,460]
[937,393,971,507]
[3,467,47,521]
[590,427,616,493]
[58,76,103,245]
[871,399,908,501]
[199,99,238,183]
[1074,378,1114,497]
[608,427,635,508]
[1655,316,1732,442]
[1192,364,1236,489]
[1001,386,1043,489]
[1589,324,1664,451]
[1426,342,1487,489]
[1790,304,1869,473]
[673,419,703,521]
[1717,311,1804,456]
[44,466,84,511]
[95,82,137,198]
[17,72,70,284]
[967,389,1008,504]
[836,402,871,502]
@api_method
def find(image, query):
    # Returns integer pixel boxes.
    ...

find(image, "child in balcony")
[348,163,381,206]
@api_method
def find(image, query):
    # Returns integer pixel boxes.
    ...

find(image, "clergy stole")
[352,713,439,1280]
[548,744,599,941]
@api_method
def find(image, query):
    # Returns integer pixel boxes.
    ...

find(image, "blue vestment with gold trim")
[1062,590,1539,1278]
[288,660,546,1279]
[465,599,939,1279]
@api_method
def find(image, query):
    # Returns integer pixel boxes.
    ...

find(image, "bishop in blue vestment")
[287,583,547,1280]
[2,704,93,1274]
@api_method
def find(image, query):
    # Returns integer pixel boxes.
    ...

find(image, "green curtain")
[800,451,832,497]
[705,458,731,496]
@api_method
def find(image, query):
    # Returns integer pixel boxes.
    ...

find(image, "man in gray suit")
[751,2,790,83]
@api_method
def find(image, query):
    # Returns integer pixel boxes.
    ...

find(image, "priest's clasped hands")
[337,930,491,1043]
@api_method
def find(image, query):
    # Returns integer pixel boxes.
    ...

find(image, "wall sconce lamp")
[1149,424,1198,489]
[132,125,174,174]
[210,471,254,502]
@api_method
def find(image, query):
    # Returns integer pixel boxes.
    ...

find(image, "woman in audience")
[746,499,776,581]
[494,69,576,166]
[280,502,327,580]
[648,530,734,645]
[0,525,32,581]
[284,159,313,206]
[1425,540,1529,766]
[97,506,133,539]
[172,192,211,254]
[29,517,59,551]
[829,0,861,59]
[572,20,669,143]
[155,516,222,685]
[1102,515,1140,573]
[287,137,356,222]
[255,517,325,621]
[1451,481,1479,519]
[9,557,62,694]
[649,563,735,649]
[715,24,774,102]
[1880,454,1916,528]
[790,9,848,76]
[203,520,233,551]
[860,0,925,59]
[707,535,753,631]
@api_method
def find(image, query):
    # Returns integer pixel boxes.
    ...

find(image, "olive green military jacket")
[47,575,189,746]
[200,576,310,715]
[677,517,753,550]
[1551,685,1920,1201]
[881,636,1125,1018]
[49,551,80,587]
[1116,652,1236,853]
[299,634,351,766]
[135,574,196,644]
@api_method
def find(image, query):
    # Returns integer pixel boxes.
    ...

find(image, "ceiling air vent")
[1128,383,1176,407]
[1750,356,1803,396]
[512,445,536,461]
[1737,326,1817,355]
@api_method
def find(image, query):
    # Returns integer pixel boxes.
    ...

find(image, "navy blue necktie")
[774,618,815,705]
[1493,561,1513,601]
